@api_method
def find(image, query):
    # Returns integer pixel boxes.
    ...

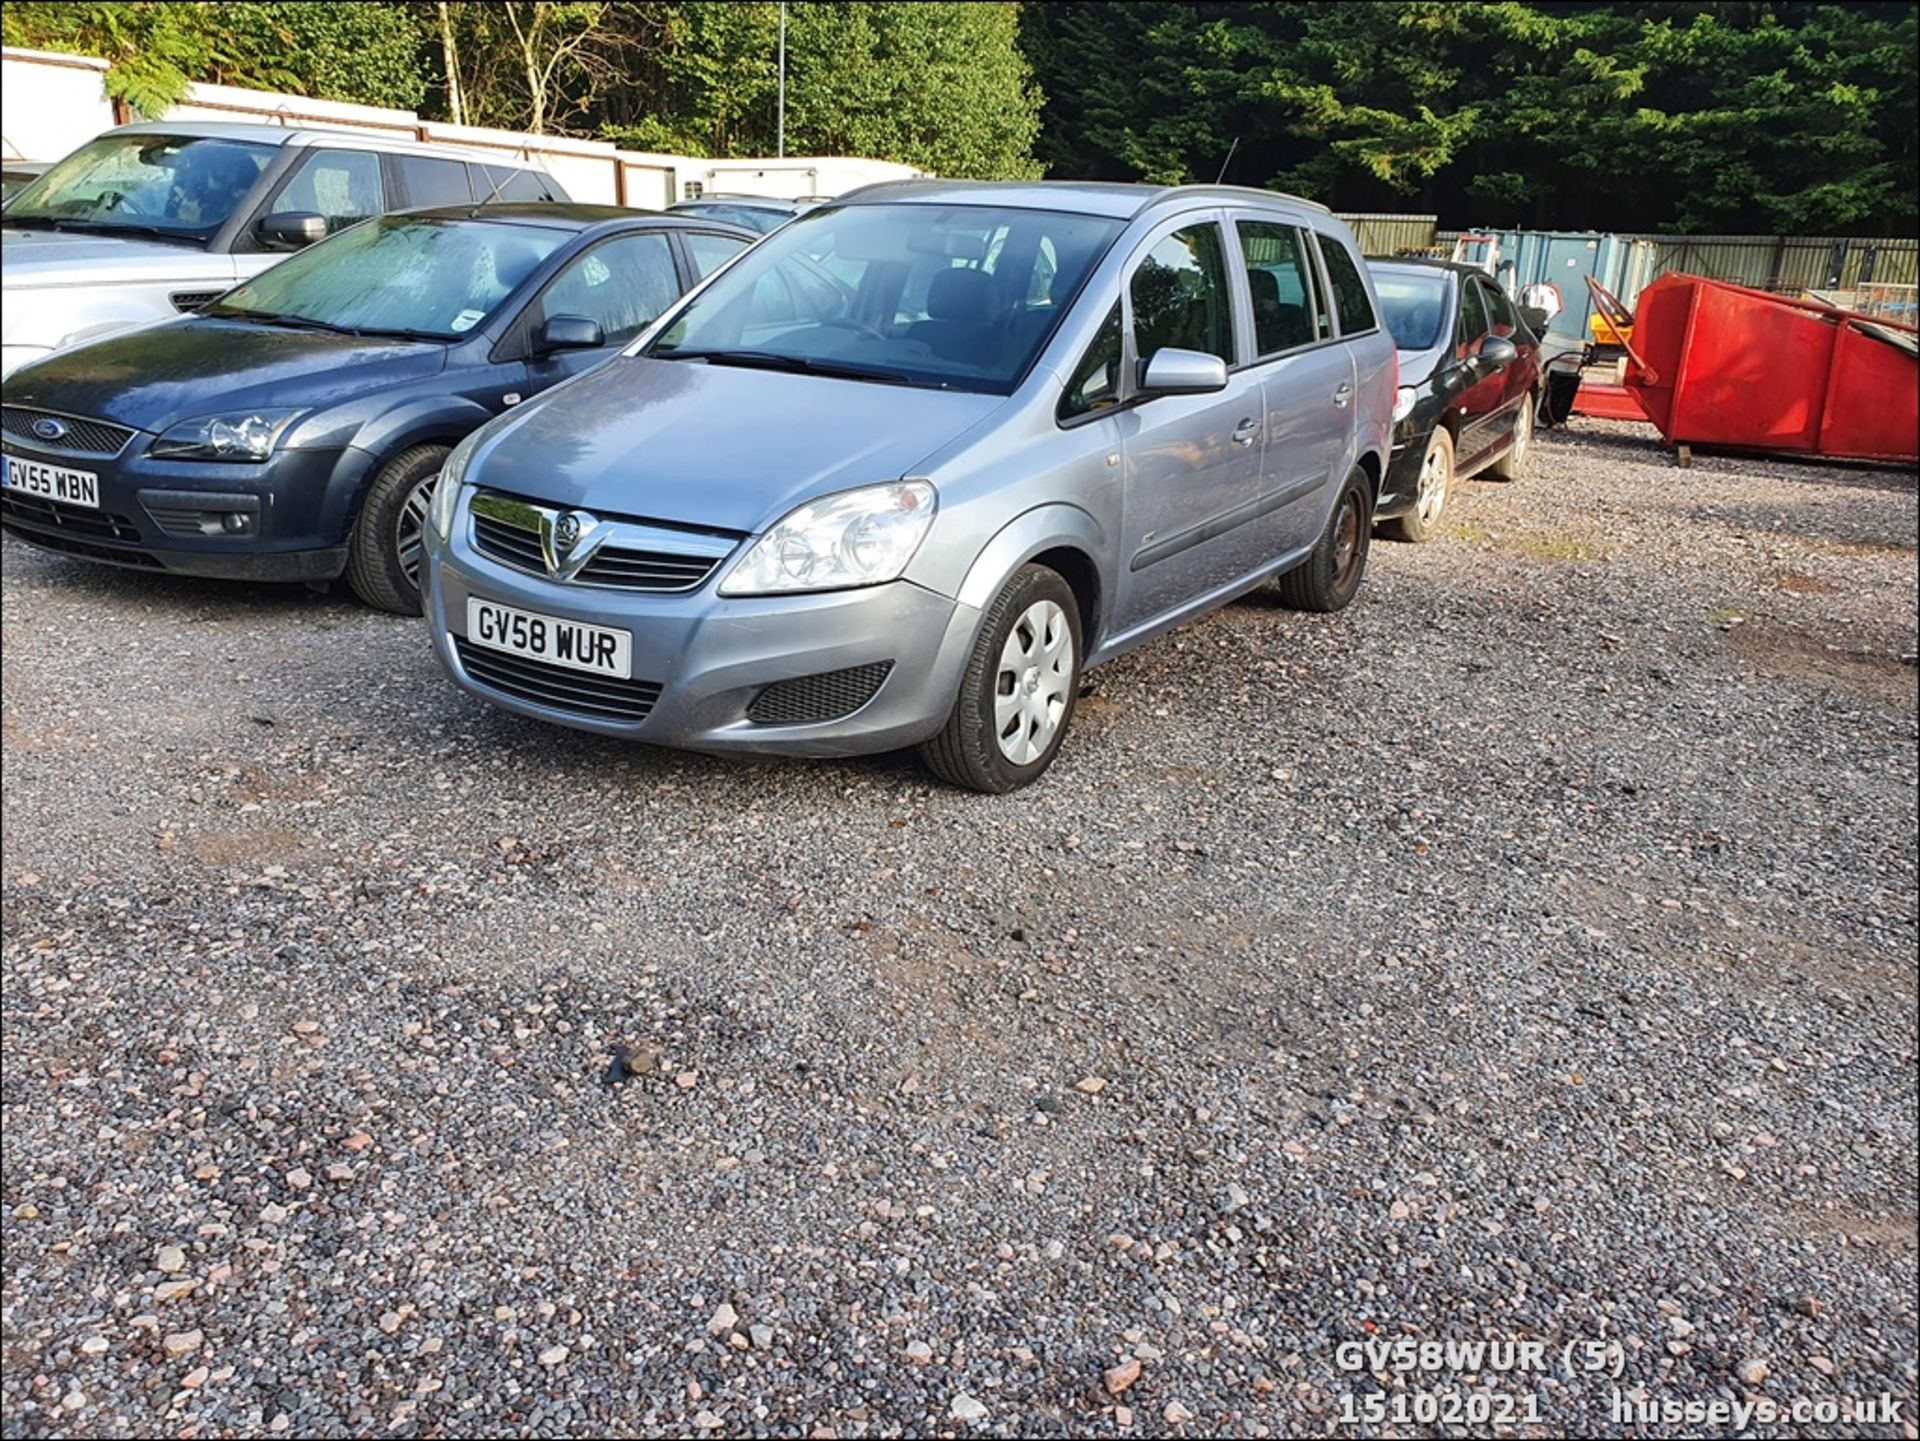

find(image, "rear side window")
[685,231,749,280]
[473,165,555,203]
[1130,222,1234,366]
[1059,303,1123,422]
[1317,236,1379,337]
[1235,220,1322,356]
[394,155,471,208]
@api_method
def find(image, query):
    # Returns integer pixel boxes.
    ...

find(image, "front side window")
[647,203,1122,393]
[1236,220,1322,356]
[268,149,383,236]
[1059,303,1123,422]
[208,216,567,339]
[534,232,680,347]
[3,133,273,243]
[1458,280,1491,347]
[1483,282,1519,338]
[1317,236,1379,337]
[473,165,554,203]
[1130,222,1234,366]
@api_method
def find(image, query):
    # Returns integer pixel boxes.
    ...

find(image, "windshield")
[207,216,567,339]
[5,134,274,243]
[647,202,1124,393]
[672,202,791,233]
[1369,270,1450,351]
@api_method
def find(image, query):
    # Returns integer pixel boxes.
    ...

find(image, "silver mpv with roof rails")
[421,181,1395,792]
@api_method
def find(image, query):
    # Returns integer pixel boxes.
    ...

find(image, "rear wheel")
[1380,428,1453,543]
[921,564,1082,793]
[346,443,450,615]
[1486,396,1533,482]
[1277,467,1373,613]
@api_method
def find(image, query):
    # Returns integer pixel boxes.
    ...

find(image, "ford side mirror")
[258,211,328,250]
[1479,335,1520,368]
[1140,347,1229,396]
[534,314,605,356]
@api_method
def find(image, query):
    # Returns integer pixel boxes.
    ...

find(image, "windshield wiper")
[3,216,203,246]
[655,348,911,386]
[210,311,369,337]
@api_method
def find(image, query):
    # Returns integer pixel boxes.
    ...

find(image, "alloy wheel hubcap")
[395,472,440,590]
[1417,443,1450,524]
[995,599,1073,766]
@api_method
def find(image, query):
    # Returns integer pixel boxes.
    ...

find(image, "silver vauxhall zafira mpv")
[421,181,1395,792]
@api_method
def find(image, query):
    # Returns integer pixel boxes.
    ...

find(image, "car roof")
[672,195,808,209]
[397,202,757,238]
[833,178,1330,220]
[1366,256,1481,279]
[101,121,546,169]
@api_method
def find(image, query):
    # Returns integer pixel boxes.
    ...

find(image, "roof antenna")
[1215,137,1240,185]
[468,160,511,218]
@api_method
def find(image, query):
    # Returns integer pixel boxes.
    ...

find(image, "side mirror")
[1479,335,1520,368]
[1139,347,1229,396]
[257,211,328,250]
[534,314,605,356]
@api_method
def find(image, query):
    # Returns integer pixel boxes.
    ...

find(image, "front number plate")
[3,453,100,510]
[466,596,631,680]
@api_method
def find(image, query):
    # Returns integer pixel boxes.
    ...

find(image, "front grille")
[1,407,134,458]
[1,491,144,542]
[453,637,662,722]
[747,662,894,725]
[468,490,737,593]
[1,522,161,568]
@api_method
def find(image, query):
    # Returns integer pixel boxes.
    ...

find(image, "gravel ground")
[3,418,1915,1439]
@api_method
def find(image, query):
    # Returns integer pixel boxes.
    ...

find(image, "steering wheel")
[815,316,888,343]
[105,190,161,219]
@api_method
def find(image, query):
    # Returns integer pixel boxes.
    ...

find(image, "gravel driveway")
[3,419,1915,1438]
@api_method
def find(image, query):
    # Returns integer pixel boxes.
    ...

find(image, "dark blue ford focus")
[0,204,753,611]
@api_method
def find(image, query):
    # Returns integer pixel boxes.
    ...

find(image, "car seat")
[905,268,1003,366]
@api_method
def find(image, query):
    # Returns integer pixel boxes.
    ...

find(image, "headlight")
[720,481,936,596]
[1392,387,1418,424]
[151,409,303,461]
[429,430,481,538]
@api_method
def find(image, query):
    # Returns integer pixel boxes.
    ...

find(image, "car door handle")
[1231,417,1260,447]
[1332,383,1353,408]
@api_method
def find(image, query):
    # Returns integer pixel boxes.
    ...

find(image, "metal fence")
[1334,212,1438,255]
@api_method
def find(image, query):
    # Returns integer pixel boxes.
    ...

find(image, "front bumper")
[424,503,983,758]
[1375,420,1437,520]
[0,431,368,582]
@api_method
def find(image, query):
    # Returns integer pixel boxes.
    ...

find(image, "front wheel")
[346,443,450,615]
[1379,428,1453,543]
[921,564,1083,793]
[1277,467,1373,613]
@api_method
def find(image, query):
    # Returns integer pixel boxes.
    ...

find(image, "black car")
[1366,258,1541,542]
[1,204,755,612]
[666,195,817,234]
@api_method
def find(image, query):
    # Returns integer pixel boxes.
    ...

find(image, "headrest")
[1248,268,1280,306]
[927,267,996,322]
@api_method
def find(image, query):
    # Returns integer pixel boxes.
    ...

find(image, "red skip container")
[1607,272,1918,464]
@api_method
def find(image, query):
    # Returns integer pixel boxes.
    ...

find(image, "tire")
[345,443,450,615]
[1379,427,1454,543]
[921,564,1083,794]
[1486,395,1534,482]
[1277,467,1373,613]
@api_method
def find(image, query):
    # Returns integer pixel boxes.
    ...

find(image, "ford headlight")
[1392,387,1417,424]
[720,481,936,596]
[151,409,303,461]
[429,430,481,539]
